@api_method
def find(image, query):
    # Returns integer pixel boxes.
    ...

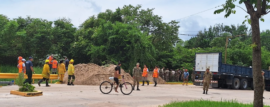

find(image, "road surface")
[0,84,269,107]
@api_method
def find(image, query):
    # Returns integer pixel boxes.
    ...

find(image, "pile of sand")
[146,72,166,84]
[63,63,133,85]
[63,63,166,85]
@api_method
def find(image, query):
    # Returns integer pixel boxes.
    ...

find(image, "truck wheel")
[232,78,240,89]
[251,82,254,90]
[240,79,248,90]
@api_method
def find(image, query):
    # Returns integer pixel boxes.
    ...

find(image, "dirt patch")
[63,63,133,85]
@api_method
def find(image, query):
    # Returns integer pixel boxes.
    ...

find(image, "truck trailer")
[193,52,270,90]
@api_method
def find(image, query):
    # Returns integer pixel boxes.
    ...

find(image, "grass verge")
[161,100,270,107]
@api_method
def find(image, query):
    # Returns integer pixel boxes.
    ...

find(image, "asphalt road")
[0,84,269,107]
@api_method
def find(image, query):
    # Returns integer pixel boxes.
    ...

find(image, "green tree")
[214,0,270,106]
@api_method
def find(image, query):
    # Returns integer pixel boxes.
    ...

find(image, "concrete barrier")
[0,73,58,84]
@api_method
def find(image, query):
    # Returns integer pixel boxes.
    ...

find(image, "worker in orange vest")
[142,65,149,86]
[47,55,53,70]
[51,57,58,74]
[153,66,159,87]
[18,56,23,64]
[17,59,26,73]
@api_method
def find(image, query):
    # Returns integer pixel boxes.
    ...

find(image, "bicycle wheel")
[100,81,113,94]
[120,82,133,95]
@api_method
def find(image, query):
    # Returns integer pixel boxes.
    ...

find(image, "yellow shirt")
[58,63,66,74]
[42,64,50,79]
[68,64,74,75]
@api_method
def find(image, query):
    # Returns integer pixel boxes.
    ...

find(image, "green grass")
[161,100,270,107]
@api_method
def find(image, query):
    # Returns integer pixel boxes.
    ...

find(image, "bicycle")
[99,75,133,95]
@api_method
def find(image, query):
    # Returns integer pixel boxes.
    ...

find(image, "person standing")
[58,60,66,83]
[18,56,23,64]
[182,69,189,86]
[24,57,34,84]
[67,59,75,86]
[262,71,265,99]
[52,58,58,74]
[65,57,69,71]
[175,69,180,82]
[165,68,169,82]
[153,66,159,87]
[132,63,141,91]
[181,67,185,82]
[161,67,165,79]
[17,59,26,73]
[191,67,195,82]
[203,67,212,94]
[47,55,53,70]
[38,60,50,87]
[142,65,149,86]
[171,69,175,82]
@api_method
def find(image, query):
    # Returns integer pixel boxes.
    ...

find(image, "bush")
[19,83,35,92]
[15,73,25,86]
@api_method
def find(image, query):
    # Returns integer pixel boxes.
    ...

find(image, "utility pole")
[224,34,246,64]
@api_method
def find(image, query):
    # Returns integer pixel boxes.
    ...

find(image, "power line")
[177,5,223,20]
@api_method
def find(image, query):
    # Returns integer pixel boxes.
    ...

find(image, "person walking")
[262,71,265,99]
[67,59,75,86]
[142,65,149,86]
[58,60,66,83]
[24,57,34,84]
[47,55,53,70]
[203,67,212,94]
[65,57,69,71]
[153,66,159,87]
[17,59,26,73]
[38,60,50,87]
[51,58,58,74]
[132,63,141,91]
[182,69,189,86]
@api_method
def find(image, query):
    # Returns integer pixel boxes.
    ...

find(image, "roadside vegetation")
[161,100,270,107]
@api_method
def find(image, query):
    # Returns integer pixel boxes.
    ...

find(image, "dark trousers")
[24,73,32,84]
[38,78,49,86]
[49,64,52,71]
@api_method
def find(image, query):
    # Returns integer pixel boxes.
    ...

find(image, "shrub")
[19,83,35,92]
[15,73,25,86]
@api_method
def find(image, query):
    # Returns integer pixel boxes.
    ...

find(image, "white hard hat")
[22,59,26,61]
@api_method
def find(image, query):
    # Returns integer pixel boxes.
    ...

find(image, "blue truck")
[193,52,270,90]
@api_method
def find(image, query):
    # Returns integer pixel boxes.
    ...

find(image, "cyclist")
[114,62,122,93]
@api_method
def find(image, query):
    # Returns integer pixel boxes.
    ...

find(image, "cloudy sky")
[1,0,270,40]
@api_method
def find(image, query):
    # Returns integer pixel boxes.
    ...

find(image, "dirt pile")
[63,63,133,85]
[146,72,166,84]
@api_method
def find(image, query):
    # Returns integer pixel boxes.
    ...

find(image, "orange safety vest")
[18,56,22,64]
[153,68,159,78]
[142,68,148,77]
[18,62,24,73]
[48,56,53,64]
[52,60,58,68]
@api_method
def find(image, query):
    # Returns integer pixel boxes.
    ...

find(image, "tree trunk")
[251,15,263,107]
